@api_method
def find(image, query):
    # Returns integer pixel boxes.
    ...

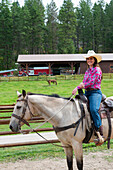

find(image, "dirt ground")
[0,150,113,170]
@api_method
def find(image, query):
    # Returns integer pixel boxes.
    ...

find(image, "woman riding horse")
[72,50,104,145]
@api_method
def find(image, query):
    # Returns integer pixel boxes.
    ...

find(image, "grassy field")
[0,78,113,104]
[0,78,113,162]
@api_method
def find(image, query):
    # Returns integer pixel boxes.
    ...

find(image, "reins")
[12,113,64,148]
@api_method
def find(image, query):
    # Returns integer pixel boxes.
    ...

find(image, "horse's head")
[9,90,32,132]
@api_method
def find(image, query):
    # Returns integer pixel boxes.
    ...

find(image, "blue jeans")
[85,90,102,130]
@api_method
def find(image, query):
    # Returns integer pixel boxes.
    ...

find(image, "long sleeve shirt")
[78,67,102,90]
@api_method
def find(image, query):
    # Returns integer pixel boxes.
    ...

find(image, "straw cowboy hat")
[83,50,102,63]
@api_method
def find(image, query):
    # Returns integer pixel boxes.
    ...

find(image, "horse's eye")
[17,106,21,109]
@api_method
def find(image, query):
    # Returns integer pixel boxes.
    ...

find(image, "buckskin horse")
[9,90,113,170]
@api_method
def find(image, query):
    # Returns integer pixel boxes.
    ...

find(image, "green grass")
[0,140,113,163]
[0,80,83,104]
[0,144,65,162]
[0,78,113,162]
[0,78,113,104]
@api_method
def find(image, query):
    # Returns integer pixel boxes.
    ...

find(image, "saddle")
[76,89,113,116]
[75,89,113,149]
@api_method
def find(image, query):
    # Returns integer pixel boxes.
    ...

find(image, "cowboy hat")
[83,50,102,63]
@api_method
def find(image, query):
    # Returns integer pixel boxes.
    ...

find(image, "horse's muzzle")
[9,121,20,132]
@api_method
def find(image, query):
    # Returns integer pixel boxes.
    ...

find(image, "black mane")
[27,92,73,101]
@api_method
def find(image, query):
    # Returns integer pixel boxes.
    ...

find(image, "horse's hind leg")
[73,142,83,170]
[64,146,73,170]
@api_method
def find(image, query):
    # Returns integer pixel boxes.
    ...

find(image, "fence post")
[74,75,75,80]
[46,76,47,81]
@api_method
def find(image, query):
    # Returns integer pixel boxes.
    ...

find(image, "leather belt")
[85,88,99,91]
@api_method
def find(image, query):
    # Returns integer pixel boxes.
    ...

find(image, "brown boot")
[94,126,104,146]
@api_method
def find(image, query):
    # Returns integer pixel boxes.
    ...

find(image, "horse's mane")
[27,92,74,101]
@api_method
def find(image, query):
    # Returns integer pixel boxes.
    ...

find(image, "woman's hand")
[72,83,84,95]
[79,82,84,89]
[72,87,78,95]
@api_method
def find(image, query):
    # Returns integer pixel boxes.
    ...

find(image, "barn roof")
[17,53,113,63]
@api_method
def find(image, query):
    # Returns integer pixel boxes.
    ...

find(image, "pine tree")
[104,0,113,52]
[45,0,58,54]
[58,0,76,54]
[76,0,93,53]
[0,0,13,70]
[92,0,105,52]
[24,0,45,54]
[20,4,32,54]
[11,1,22,65]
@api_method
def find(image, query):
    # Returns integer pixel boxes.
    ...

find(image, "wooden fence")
[0,104,59,147]
[0,75,84,81]
[0,73,113,82]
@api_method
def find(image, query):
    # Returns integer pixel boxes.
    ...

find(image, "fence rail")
[0,75,83,81]
[0,104,59,147]
[0,73,113,82]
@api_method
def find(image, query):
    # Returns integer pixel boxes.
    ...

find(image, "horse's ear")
[22,90,26,97]
[16,91,21,97]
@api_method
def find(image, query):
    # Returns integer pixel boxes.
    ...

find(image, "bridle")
[12,96,34,128]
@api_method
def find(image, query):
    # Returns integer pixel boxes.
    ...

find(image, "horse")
[47,79,57,85]
[9,90,113,170]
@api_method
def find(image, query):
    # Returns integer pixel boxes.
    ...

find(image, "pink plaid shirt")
[78,67,102,90]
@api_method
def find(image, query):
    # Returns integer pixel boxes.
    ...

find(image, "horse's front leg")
[72,141,83,170]
[63,145,73,170]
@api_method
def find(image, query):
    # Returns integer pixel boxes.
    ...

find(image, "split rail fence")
[0,104,59,147]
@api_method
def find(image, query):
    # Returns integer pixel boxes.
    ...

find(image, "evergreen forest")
[0,0,113,70]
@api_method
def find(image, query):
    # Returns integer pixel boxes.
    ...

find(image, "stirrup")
[94,132,105,146]
[94,138,104,146]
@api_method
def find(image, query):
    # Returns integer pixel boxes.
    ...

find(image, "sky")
[11,0,111,8]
